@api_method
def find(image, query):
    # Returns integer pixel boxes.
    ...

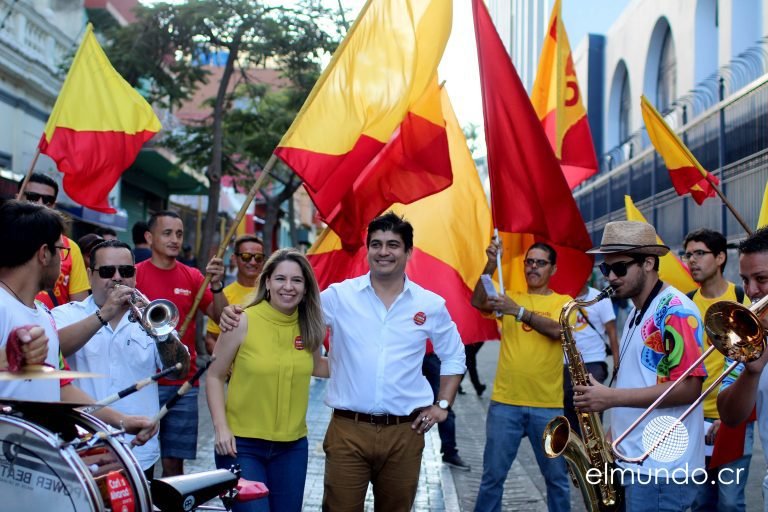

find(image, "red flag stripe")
[319,112,452,247]
[38,129,156,213]
[541,113,600,188]
[667,165,720,205]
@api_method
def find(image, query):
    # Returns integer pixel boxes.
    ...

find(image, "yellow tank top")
[226,301,313,441]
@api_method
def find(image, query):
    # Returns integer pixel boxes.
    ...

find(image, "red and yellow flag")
[641,95,719,205]
[473,0,593,297]
[531,0,598,189]
[625,195,697,293]
[307,88,498,344]
[276,0,453,249]
[38,24,161,213]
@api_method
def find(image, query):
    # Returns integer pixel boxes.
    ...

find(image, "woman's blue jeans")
[215,436,308,512]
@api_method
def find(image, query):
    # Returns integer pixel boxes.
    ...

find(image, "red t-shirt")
[136,260,213,385]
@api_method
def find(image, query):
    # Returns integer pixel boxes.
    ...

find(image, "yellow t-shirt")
[67,236,90,295]
[226,301,313,441]
[206,281,258,336]
[691,282,749,419]
[492,291,571,408]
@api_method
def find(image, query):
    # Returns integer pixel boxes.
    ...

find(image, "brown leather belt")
[333,409,421,426]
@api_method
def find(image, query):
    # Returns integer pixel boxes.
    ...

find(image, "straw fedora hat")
[587,221,670,256]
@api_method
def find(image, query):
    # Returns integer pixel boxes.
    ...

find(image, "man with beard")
[574,221,706,512]
[718,227,768,512]
[204,235,264,355]
[472,240,572,512]
[683,229,751,512]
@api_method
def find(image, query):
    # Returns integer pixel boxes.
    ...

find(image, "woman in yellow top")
[206,248,328,512]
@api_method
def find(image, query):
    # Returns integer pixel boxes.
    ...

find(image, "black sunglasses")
[236,252,264,263]
[93,265,136,279]
[24,192,56,206]
[599,259,643,278]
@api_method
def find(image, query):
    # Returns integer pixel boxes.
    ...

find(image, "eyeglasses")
[93,265,136,279]
[682,249,714,261]
[236,252,264,263]
[54,245,70,261]
[599,259,642,278]
[24,192,56,206]
[524,258,551,268]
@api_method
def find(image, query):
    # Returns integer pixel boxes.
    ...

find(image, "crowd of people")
[4,172,768,512]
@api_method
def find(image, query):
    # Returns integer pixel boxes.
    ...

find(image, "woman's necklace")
[0,279,29,307]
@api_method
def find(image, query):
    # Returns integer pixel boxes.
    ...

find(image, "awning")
[57,203,129,232]
[123,147,209,197]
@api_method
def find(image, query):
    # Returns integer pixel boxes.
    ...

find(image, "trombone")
[611,296,767,464]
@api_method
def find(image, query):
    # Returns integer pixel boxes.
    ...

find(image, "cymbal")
[0,365,104,381]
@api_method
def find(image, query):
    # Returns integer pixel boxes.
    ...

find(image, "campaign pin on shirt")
[294,335,304,350]
[413,312,426,325]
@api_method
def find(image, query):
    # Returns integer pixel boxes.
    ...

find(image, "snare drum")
[0,400,151,511]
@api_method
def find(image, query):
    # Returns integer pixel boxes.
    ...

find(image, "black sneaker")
[442,453,471,471]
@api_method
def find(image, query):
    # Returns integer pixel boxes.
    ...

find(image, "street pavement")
[188,344,767,511]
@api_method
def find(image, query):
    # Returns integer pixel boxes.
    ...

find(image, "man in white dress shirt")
[54,240,189,480]
[321,212,466,511]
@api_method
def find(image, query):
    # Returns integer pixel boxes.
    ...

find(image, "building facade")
[0,0,83,194]
[568,0,768,254]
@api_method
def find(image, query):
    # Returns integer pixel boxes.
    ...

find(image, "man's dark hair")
[18,172,59,198]
[366,212,414,251]
[234,235,264,253]
[628,253,660,271]
[132,221,150,245]
[148,210,182,231]
[95,227,118,238]
[90,240,134,270]
[528,242,557,265]
[0,200,64,268]
[77,233,104,259]
[739,227,768,255]
[684,228,727,272]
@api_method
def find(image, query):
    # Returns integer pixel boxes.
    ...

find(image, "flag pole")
[494,228,504,295]
[16,149,41,199]
[705,176,753,236]
[176,155,277,340]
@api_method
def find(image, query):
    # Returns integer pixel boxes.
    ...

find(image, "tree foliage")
[105,0,341,260]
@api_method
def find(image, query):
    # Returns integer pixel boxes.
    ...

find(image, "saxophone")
[542,286,622,512]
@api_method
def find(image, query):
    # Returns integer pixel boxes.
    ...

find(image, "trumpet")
[115,284,181,343]
[611,296,767,464]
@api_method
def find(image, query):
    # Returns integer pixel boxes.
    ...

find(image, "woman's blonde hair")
[248,248,325,352]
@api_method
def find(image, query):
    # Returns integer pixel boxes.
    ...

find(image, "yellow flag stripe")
[278,0,451,155]
[44,24,160,140]
[531,0,586,158]
[758,182,768,229]
[640,95,708,179]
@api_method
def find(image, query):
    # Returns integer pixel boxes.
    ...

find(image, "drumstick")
[153,356,216,423]
[79,363,182,414]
